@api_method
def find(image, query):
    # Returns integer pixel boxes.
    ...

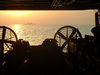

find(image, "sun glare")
[12,24,21,30]
[9,11,28,14]
[4,10,42,17]
[5,11,31,17]
[9,11,27,13]
[12,24,21,39]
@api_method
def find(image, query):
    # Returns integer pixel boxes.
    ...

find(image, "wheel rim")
[0,26,18,53]
[54,25,82,53]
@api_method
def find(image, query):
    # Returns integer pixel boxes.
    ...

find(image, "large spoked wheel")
[0,26,18,53]
[54,26,82,53]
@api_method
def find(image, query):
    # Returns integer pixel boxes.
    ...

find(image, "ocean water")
[0,24,95,45]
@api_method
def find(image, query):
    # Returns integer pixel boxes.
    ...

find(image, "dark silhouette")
[91,26,100,59]
[40,39,65,74]
[4,39,30,75]
[3,38,65,75]
[27,39,65,75]
[91,26,100,47]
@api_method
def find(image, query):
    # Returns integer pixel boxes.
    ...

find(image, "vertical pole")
[59,31,61,46]
[0,27,6,74]
[95,12,98,27]
[98,9,100,26]
[95,9,100,27]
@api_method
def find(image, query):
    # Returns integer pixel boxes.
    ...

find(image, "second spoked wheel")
[54,26,82,53]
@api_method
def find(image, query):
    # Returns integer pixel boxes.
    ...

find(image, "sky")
[0,10,96,25]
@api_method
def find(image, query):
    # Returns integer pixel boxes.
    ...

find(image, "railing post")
[95,9,100,27]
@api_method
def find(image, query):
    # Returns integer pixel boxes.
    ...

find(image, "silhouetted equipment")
[0,27,65,75]
[54,26,82,53]
[28,39,65,75]
[0,0,100,74]
[0,21,100,75]
[0,26,18,75]
[54,25,100,74]
[5,39,30,75]
[1,23,100,74]
[0,0,100,10]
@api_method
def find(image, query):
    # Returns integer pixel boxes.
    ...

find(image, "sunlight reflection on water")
[9,24,61,45]
[2,24,94,45]
[12,24,22,39]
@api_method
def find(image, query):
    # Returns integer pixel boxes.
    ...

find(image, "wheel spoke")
[61,41,67,50]
[4,40,16,43]
[54,26,82,53]
[0,40,16,43]
[66,27,68,38]
[2,28,6,40]
[57,32,68,41]
[0,26,18,53]
[5,43,10,49]
[59,36,61,46]
[69,29,76,38]
[5,37,14,40]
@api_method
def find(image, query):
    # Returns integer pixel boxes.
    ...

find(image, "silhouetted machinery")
[0,0,100,75]
[54,25,100,75]
[0,25,99,75]
[0,21,100,75]
[0,24,100,75]
[0,26,65,75]
[0,26,18,75]
[0,11,100,74]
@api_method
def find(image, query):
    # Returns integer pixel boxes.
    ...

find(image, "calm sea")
[0,24,95,45]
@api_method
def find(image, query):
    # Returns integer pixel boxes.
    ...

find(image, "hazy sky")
[0,10,96,25]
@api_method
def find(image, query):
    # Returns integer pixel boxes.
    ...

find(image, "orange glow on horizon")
[0,10,44,24]
[5,10,43,16]
[6,11,30,16]
[9,11,26,13]
[0,10,95,25]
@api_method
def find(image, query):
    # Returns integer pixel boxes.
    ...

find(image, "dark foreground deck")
[1,44,82,75]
